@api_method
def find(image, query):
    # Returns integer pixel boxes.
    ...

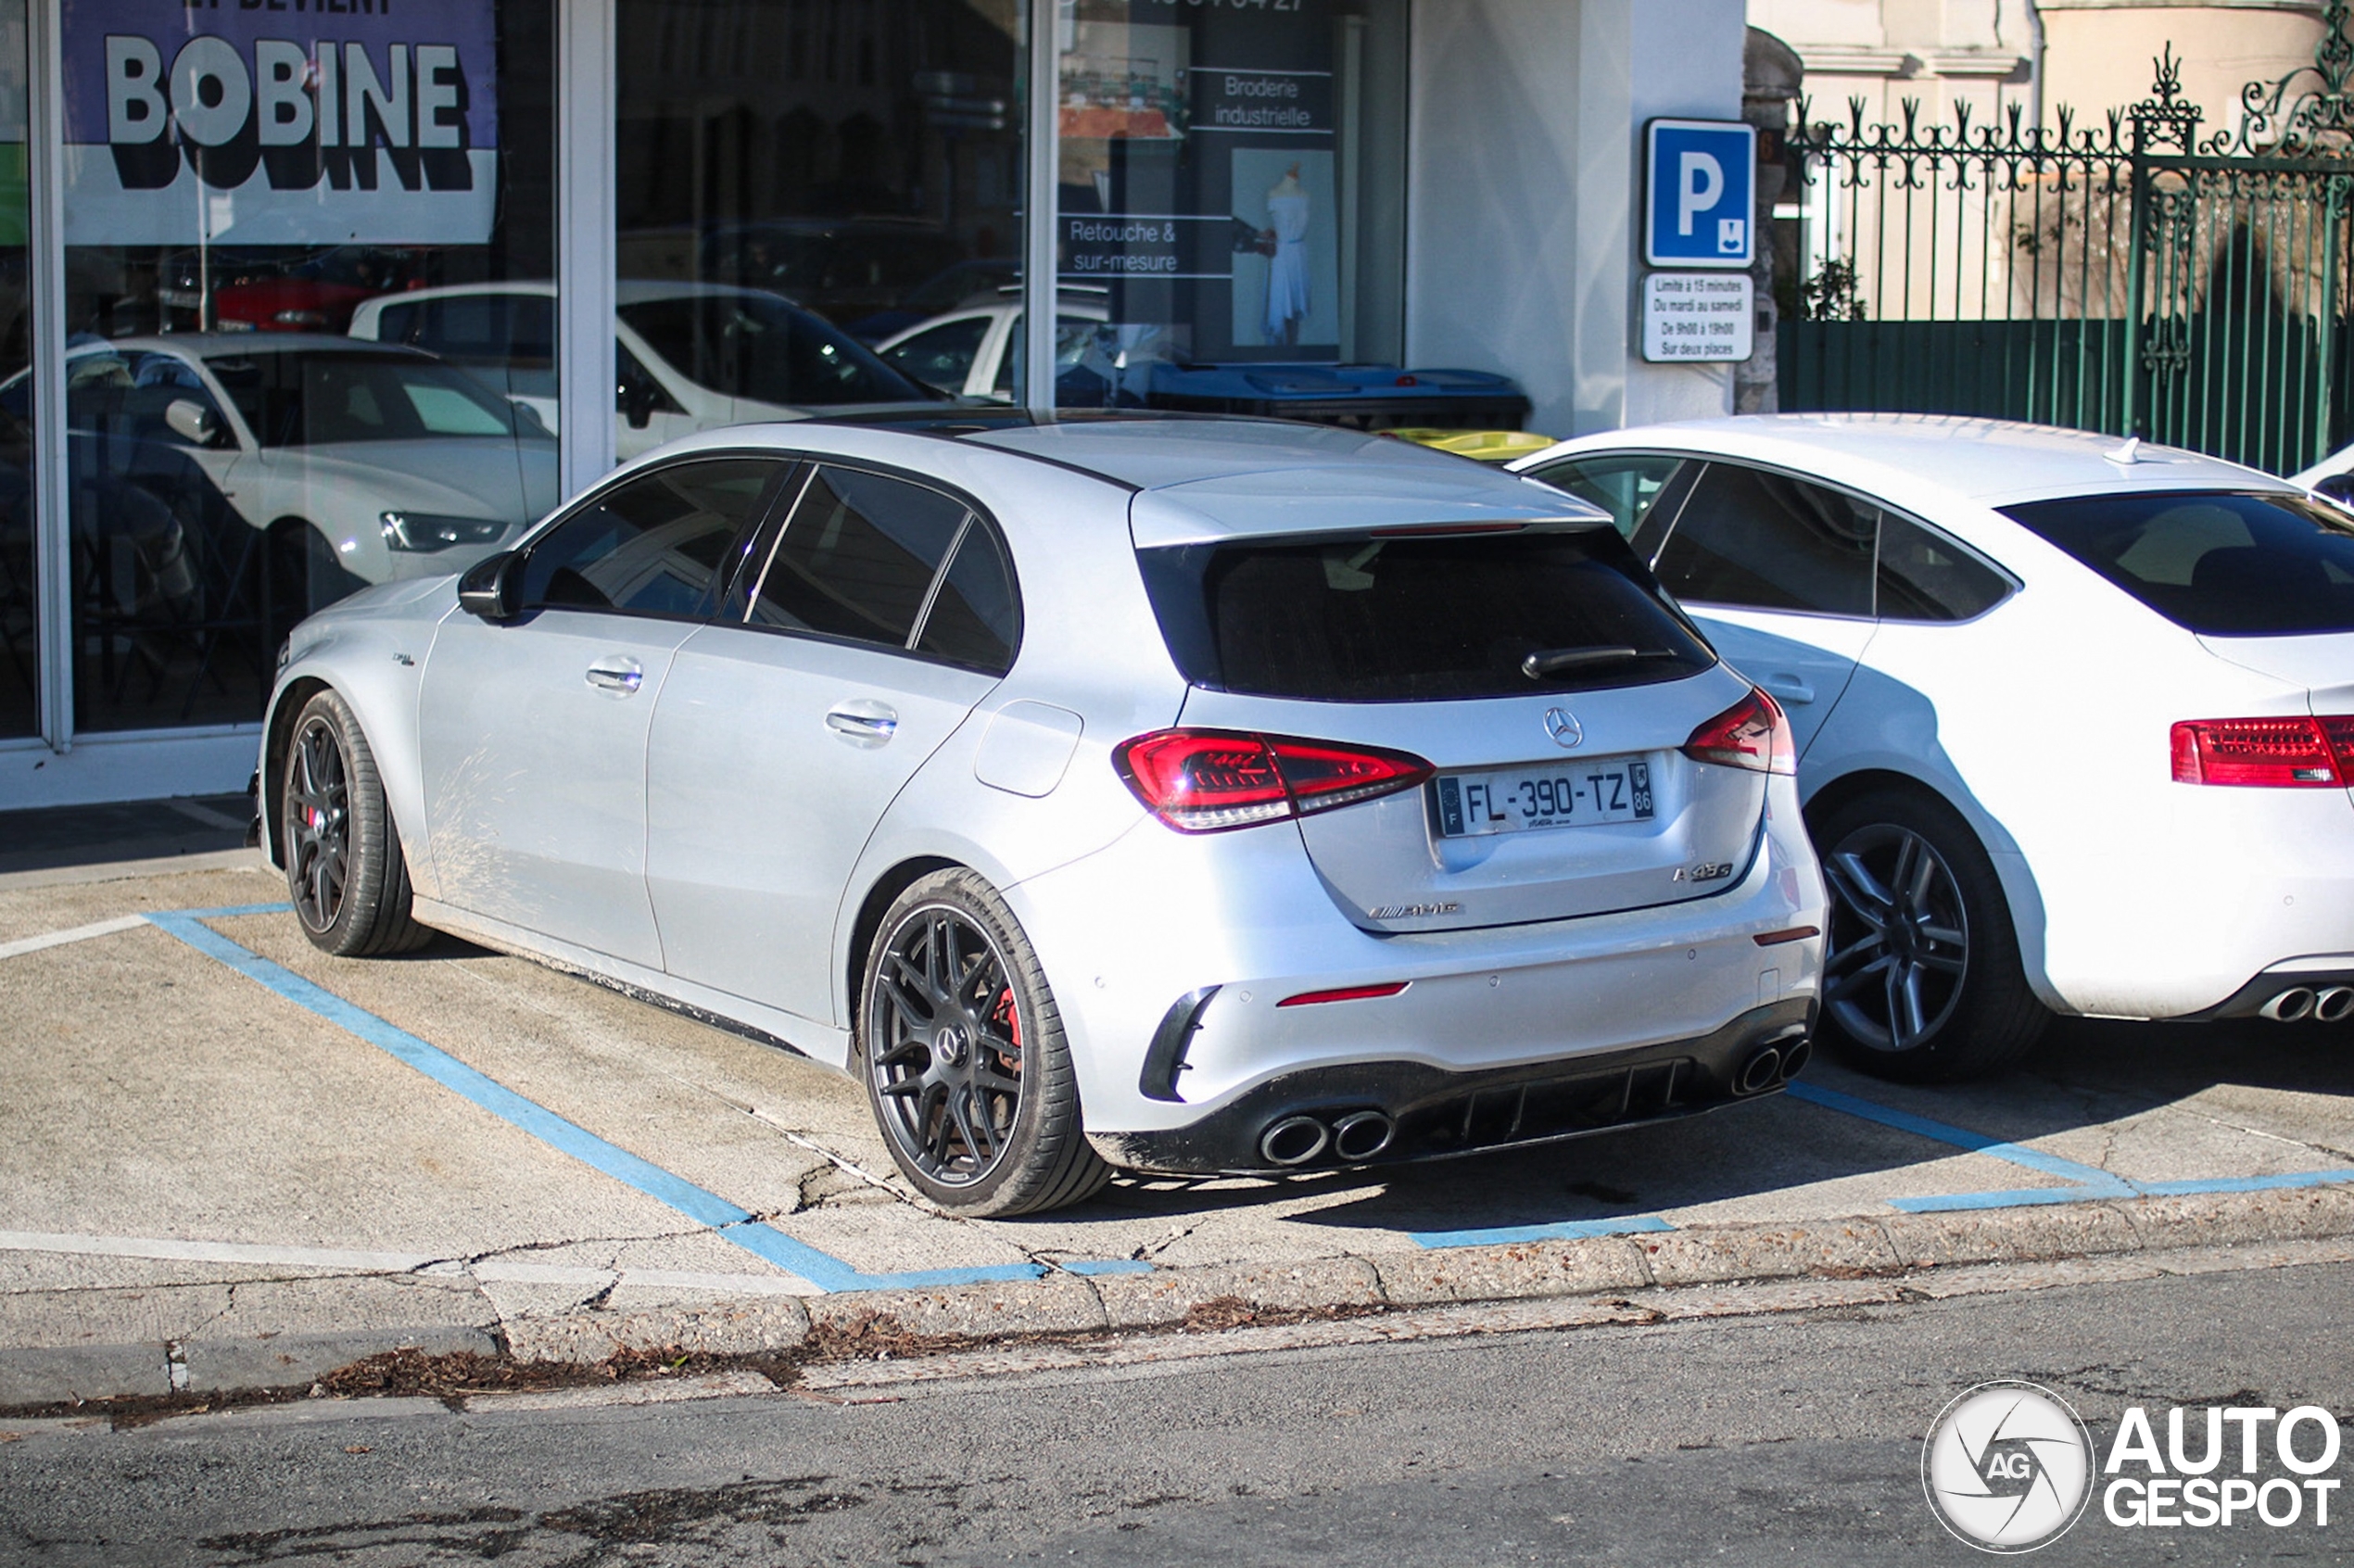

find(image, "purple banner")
[61,0,500,245]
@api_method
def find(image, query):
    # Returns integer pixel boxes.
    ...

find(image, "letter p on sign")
[1647,120,1754,268]
[1677,152,1721,236]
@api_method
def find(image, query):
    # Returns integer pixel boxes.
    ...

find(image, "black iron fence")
[1781,13,2354,476]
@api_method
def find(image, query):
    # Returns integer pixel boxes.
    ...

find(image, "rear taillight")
[1114,729,1436,833]
[2170,715,2354,787]
[1682,689,1796,776]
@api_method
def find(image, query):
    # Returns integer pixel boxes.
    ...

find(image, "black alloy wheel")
[280,689,431,957]
[858,869,1110,1215]
[867,904,1028,1187]
[285,711,351,934]
[1810,789,2048,1082]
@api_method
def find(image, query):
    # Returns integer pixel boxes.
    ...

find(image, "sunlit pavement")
[3,851,2349,1403]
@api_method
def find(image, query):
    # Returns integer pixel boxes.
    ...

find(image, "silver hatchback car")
[259,418,1827,1215]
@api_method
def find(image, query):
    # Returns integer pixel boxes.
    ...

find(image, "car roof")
[352,280,800,309]
[640,415,1608,545]
[93,334,428,360]
[968,417,1607,544]
[1519,413,2296,509]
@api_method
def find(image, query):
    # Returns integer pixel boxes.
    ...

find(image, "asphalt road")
[4,1261,2348,1565]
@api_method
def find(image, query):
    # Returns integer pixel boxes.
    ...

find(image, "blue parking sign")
[1646,120,1755,268]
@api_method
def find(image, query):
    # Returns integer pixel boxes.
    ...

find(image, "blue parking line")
[143,906,1096,1294]
[1410,1215,1677,1250]
[1787,1079,2354,1212]
[1783,1081,2128,1191]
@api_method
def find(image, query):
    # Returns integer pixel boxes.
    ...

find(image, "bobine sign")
[60,0,498,247]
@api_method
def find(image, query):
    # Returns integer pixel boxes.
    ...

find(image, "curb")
[6,1183,2351,1410]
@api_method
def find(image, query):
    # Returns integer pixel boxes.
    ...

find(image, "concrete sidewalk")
[4,847,2352,1408]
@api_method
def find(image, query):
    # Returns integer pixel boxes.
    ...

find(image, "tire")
[1810,787,2047,1082]
[281,688,432,957]
[857,869,1111,1216]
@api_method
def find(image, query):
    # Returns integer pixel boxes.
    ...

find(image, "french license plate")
[1435,759,1654,838]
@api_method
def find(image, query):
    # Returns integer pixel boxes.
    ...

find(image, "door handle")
[1758,674,1816,705]
[826,702,900,745]
[586,657,644,695]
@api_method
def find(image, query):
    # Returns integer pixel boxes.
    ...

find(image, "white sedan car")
[1513,415,2354,1081]
[10,335,558,612]
[350,281,937,462]
[874,294,1109,401]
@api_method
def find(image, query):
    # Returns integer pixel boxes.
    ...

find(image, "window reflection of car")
[876,294,1111,402]
[842,258,1022,343]
[349,281,943,462]
[2,335,560,613]
[690,219,968,328]
[158,246,435,334]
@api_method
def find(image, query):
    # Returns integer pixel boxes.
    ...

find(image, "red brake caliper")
[994,987,1021,1070]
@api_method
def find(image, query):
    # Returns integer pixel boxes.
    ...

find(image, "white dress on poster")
[1262,165,1311,347]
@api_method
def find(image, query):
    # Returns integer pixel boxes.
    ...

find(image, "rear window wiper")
[1520,645,1680,679]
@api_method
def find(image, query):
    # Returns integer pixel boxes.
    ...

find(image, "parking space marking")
[0,1231,829,1297]
[1788,1080,2354,1212]
[142,906,1078,1295]
[0,1230,439,1272]
[0,915,148,962]
[1409,1216,1677,1250]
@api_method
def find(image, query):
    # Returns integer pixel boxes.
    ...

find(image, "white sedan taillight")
[2170,715,2354,787]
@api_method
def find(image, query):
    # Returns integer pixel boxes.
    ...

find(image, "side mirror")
[2316,474,2354,508]
[620,380,657,430]
[457,550,522,622]
[163,398,220,447]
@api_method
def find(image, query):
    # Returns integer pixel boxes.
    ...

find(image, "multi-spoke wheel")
[281,689,430,957]
[1811,789,2046,1082]
[859,869,1110,1215]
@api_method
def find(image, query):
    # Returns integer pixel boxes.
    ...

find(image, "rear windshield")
[2001,490,2354,636]
[1138,526,1716,702]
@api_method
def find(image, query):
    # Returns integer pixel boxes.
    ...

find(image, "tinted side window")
[2000,489,2354,635]
[1653,463,1878,616]
[915,521,1019,673]
[520,458,786,618]
[1525,454,1691,545]
[1877,512,2011,622]
[745,465,970,648]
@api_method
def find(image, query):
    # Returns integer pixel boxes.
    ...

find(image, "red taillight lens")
[1682,688,1796,776]
[1113,729,1435,833]
[2170,715,2354,787]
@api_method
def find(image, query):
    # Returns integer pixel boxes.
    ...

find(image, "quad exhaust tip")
[1260,1115,1330,1167]
[2262,987,2320,1022]
[1260,1109,1397,1167]
[1331,1109,1397,1162]
[2318,986,2354,1023]
[1735,1046,1784,1096]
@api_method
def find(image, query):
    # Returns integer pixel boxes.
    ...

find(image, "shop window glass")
[614,0,1023,424]
[880,314,993,395]
[1054,0,1408,407]
[0,0,29,740]
[57,0,558,732]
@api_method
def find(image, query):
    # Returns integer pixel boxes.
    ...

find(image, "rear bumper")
[2172,963,2354,1022]
[1090,998,1814,1175]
